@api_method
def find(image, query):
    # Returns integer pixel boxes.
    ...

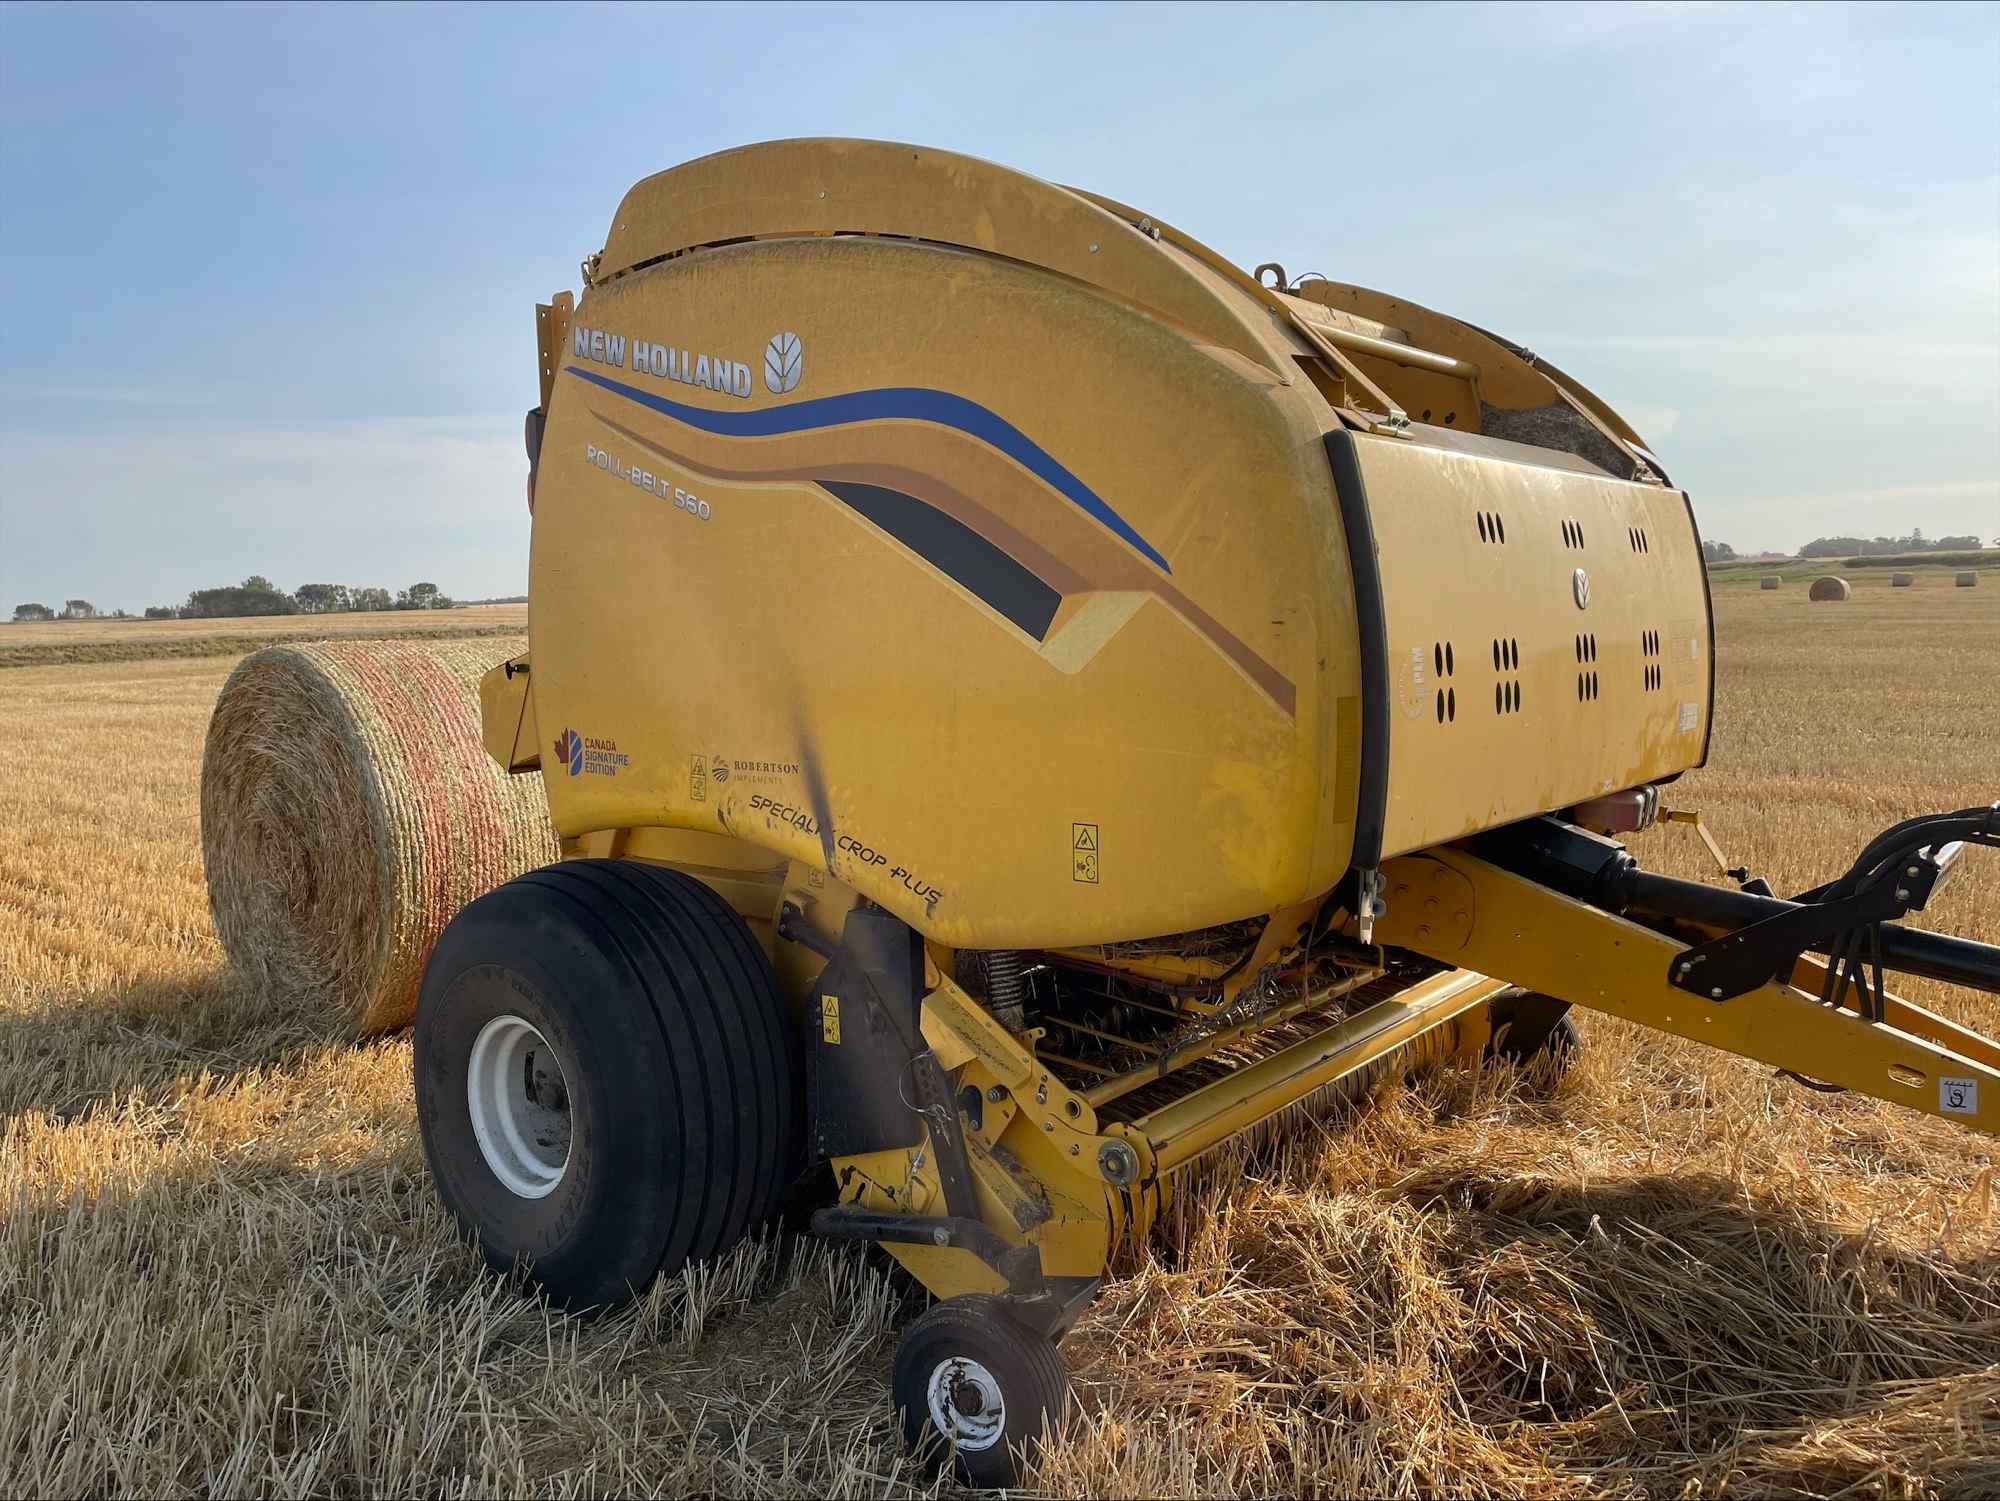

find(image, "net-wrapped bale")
[1891,572,1914,587]
[201,638,558,1035]
[1759,576,1780,590]
[1808,576,1850,602]
[1957,571,1978,588]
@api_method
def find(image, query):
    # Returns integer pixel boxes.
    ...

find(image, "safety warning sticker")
[1072,822,1100,884]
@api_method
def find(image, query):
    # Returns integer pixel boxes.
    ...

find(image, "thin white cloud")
[1540,332,2000,403]
[1729,477,1999,513]
[0,418,530,608]
[1478,1,1733,52]
[0,383,219,407]
[1707,478,1999,553]
[1611,403,1682,441]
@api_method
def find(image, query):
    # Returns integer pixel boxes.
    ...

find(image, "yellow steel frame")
[1370,848,2000,1134]
[1131,968,1502,1173]
[820,945,1504,1302]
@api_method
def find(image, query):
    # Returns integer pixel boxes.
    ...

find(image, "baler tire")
[413,858,801,1311]
[893,1294,1069,1488]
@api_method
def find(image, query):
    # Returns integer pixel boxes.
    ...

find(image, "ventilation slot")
[1433,639,1456,723]
[1476,510,1506,545]
[1628,525,1651,554]
[1642,627,1662,691]
[1490,636,1521,714]
[1574,632,1598,703]
[1561,518,1587,550]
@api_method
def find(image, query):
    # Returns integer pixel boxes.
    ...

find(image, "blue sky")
[1,0,1995,609]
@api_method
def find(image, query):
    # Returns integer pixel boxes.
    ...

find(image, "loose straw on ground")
[200,638,557,1034]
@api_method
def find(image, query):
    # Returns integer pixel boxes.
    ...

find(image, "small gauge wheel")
[892,1294,1069,1488]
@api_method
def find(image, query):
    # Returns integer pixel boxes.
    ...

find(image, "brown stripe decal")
[589,405,1296,718]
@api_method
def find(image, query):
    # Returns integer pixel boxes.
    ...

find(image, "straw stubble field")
[2,584,1996,1497]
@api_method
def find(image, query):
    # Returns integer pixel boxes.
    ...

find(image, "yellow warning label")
[1071,822,1100,884]
[820,994,841,1045]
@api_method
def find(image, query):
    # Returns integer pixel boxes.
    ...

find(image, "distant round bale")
[201,638,558,1035]
[1808,576,1851,602]
[1890,572,1914,587]
[1759,576,1780,590]
[1957,571,1978,587]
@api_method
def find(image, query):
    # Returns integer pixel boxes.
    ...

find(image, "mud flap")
[808,910,929,1159]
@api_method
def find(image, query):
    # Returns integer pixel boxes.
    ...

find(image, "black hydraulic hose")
[1807,804,2000,902]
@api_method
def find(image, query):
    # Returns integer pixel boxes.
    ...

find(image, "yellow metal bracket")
[535,291,574,412]
[1380,858,1476,955]
[1660,807,1737,880]
[919,972,1116,1168]
[1290,319,1411,436]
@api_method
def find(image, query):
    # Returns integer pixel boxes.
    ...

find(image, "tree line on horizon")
[10,576,479,623]
[1700,528,1992,564]
[1794,530,1987,559]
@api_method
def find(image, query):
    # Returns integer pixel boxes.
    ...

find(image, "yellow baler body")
[518,137,1711,952]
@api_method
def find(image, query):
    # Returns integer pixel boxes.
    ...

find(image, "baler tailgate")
[1328,426,1713,864]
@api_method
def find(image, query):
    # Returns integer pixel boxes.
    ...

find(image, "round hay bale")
[1808,576,1851,602]
[201,638,558,1035]
[1957,571,1978,587]
[1890,572,1914,587]
[1759,575,1780,590]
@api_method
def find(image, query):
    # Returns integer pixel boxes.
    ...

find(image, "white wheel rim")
[466,1014,572,1199]
[926,1355,1006,1452]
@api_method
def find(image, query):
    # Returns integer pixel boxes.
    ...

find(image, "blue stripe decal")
[566,365,1171,574]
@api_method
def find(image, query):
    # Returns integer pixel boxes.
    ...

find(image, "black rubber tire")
[413,858,801,1310]
[893,1294,1068,1489]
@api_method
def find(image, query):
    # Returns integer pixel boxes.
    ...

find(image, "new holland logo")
[764,331,803,395]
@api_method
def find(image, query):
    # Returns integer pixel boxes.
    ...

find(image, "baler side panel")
[528,233,1361,949]
[1338,429,1711,858]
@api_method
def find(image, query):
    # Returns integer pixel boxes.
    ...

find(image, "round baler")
[412,139,2000,1486]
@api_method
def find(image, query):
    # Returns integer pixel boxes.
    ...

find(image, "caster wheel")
[1486,990,1581,1076]
[1540,1013,1581,1066]
[893,1294,1068,1488]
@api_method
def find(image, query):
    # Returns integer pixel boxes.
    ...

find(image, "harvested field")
[2,595,1997,1496]
[0,604,529,669]
[1709,556,1999,591]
